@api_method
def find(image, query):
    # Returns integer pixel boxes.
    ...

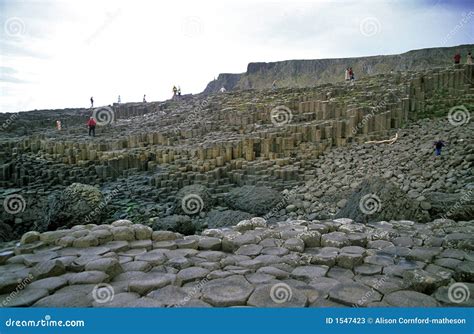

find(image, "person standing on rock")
[90,96,94,108]
[453,52,461,65]
[434,140,445,156]
[467,52,473,65]
[143,94,147,103]
[220,86,227,93]
[272,80,277,90]
[178,86,181,96]
[118,95,121,103]
[87,117,97,137]
[172,85,177,98]
[345,68,350,81]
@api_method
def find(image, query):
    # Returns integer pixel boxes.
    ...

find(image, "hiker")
[87,117,97,137]
[453,52,461,64]
[178,86,181,96]
[349,67,354,81]
[433,140,445,156]
[272,80,277,90]
[172,85,177,97]
[467,52,473,65]
[56,120,61,131]
[220,86,226,93]
[90,96,94,108]
[143,94,147,103]
[345,68,350,81]
[118,95,121,103]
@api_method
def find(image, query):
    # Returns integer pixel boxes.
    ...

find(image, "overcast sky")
[0,0,473,113]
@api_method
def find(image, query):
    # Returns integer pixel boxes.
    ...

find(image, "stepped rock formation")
[203,44,474,93]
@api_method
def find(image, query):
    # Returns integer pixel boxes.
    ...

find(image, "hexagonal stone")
[128,273,176,295]
[196,251,227,262]
[283,238,305,252]
[439,249,465,260]
[121,261,152,272]
[103,241,130,253]
[124,297,164,307]
[291,266,328,282]
[403,269,451,294]
[308,277,342,294]
[354,275,406,294]
[73,235,99,248]
[31,260,66,280]
[133,224,153,240]
[247,283,307,307]
[201,276,254,306]
[174,239,198,249]
[23,252,58,266]
[21,231,41,244]
[112,226,135,241]
[235,244,263,256]
[329,282,382,306]
[0,250,15,265]
[93,292,140,308]
[354,264,382,276]
[406,247,441,262]
[383,290,439,307]
[0,288,49,307]
[454,261,474,282]
[257,266,290,279]
[298,231,321,248]
[34,291,94,307]
[152,231,178,241]
[364,255,394,266]
[0,273,26,294]
[198,237,222,251]
[432,283,474,306]
[167,257,192,270]
[434,258,462,270]
[321,232,349,248]
[84,258,123,278]
[112,271,149,282]
[261,247,289,256]
[392,236,414,247]
[68,271,109,285]
[135,251,167,265]
[245,273,276,285]
[336,253,363,269]
[129,240,153,250]
[29,276,68,293]
[327,267,354,282]
[177,267,210,285]
[147,285,190,306]
[153,241,178,250]
[367,240,393,249]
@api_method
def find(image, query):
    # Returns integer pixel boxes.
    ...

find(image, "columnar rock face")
[0,218,472,307]
[0,64,472,239]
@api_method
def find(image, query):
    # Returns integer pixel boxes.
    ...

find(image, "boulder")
[425,192,474,221]
[224,186,283,215]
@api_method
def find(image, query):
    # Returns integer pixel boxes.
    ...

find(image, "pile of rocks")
[0,217,472,307]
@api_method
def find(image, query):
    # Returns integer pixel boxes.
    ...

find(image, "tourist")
[172,85,177,98]
[433,140,445,156]
[272,80,277,90]
[178,86,181,96]
[143,94,147,103]
[56,120,61,131]
[87,117,97,137]
[345,68,350,81]
[90,96,94,108]
[220,86,227,93]
[453,52,461,64]
[467,52,473,65]
[118,95,121,103]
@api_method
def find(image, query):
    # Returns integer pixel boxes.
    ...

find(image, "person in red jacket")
[87,117,97,137]
[454,53,461,64]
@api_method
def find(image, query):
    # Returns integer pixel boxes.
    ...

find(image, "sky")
[0,0,473,113]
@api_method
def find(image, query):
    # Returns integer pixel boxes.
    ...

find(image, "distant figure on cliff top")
[344,68,350,81]
[349,68,355,85]
[467,52,473,65]
[87,117,97,137]
[118,95,121,103]
[178,86,181,96]
[90,97,94,108]
[272,80,277,90]
[434,140,445,156]
[143,94,147,103]
[220,86,227,93]
[56,120,61,131]
[453,52,461,64]
[172,85,178,98]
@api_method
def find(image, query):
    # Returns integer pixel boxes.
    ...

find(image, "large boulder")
[44,183,104,230]
[335,177,430,223]
[425,191,474,221]
[174,185,213,215]
[151,215,195,235]
[224,186,283,215]
[206,210,254,229]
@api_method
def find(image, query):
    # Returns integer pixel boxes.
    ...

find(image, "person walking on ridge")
[453,52,461,65]
[90,96,94,108]
[467,52,473,65]
[172,85,178,98]
[118,95,121,103]
[433,140,445,156]
[143,94,147,103]
[87,117,97,137]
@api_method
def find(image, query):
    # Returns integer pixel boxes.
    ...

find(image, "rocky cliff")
[203,44,474,93]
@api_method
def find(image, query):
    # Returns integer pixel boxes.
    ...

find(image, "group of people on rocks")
[344,67,355,83]
[172,85,182,98]
[453,51,472,65]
